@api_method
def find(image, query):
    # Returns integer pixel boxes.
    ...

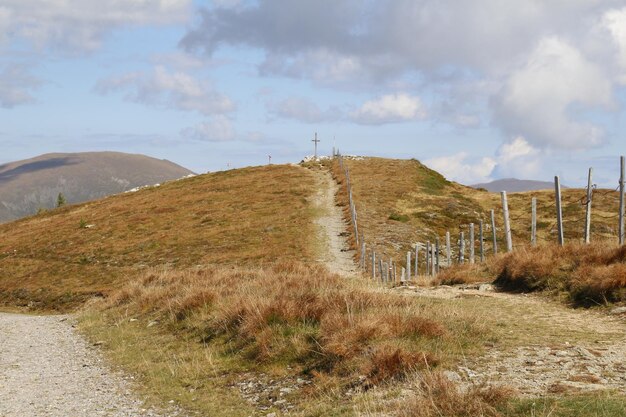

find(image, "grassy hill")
[0,164,317,310]
[0,151,193,222]
[1,156,625,416]
[331,157,620,265]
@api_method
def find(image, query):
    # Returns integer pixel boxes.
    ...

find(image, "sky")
[2,1,626,187]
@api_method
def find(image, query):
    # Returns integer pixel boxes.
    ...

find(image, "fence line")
[333,152,626,286]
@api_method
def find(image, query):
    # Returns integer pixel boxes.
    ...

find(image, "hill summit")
[0,151,193,222]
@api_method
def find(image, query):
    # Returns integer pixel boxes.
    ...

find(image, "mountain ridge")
[0,151,193,222]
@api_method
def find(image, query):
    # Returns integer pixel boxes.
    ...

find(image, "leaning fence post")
[501,192,513,252]
[555,176,564,246]
[584,168,593,244]
[491,209,498,255]
[531,197,537,246]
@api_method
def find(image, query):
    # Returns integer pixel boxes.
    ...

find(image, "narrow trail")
[397,284,626,396]
[0,313,177,417]
[309,168,358,276]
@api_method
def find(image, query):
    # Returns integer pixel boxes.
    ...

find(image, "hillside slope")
[0,164,317,310]
[333,157,620,266]
[472,178,563,192]
[0,151,193,222]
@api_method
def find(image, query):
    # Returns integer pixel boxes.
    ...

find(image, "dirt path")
[396,284,626,396]
[0,313,178,417]
[309,168,357,276]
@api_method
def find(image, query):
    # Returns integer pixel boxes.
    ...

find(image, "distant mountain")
[471,178,565,193]
[0,151,194,222]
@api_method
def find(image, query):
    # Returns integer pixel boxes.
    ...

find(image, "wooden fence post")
[371,251,376,280]
[619,156,626,246]
[501,192,513,252]
[555,176,564,246]
[435,237,440,274]
[446,231,451,267]
[531,197,537,246]
[584,168,593,244]
[379,259,384,283]
[491,209,498,255]
[406,251,411,282]
[469,223,475,264]
[459,232,465,264]
[414,244,419,277]
[479,220,485,262]
[426,241,431,276]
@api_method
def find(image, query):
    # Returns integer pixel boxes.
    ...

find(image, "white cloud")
[425,137,542,184]
[0,64,41,108]
[180,116,236,142]
[603,7,626,84]
[425,152,497,184]
[493,37,612,150]
[0,0,190,52]
[493,137,541,178]
[96,66,235,116]
[269,97,343,123]
[351,93,427,125]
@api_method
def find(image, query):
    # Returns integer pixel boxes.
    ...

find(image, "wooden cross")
[312,132,320,158]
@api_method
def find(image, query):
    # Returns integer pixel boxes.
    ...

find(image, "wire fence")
[334,153,626,286]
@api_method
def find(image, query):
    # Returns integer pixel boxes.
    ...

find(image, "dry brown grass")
[332,157,622,274]
[0,165,317,311]
[101,262,461,385]
[435,240,626,307]
[396,371,513,417]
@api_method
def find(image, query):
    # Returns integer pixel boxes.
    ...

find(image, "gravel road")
[0,312,171,417]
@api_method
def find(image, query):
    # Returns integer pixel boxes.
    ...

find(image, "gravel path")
[0,313,171,417]
[310,169,357,276]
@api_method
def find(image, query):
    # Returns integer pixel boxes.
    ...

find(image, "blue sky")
[1,1,626,187]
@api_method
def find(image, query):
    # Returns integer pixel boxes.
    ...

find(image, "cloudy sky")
[2,1,626,187]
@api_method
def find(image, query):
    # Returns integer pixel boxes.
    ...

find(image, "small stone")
[129,318,138,322]
[147,321,159,328]
[443,371,462,382]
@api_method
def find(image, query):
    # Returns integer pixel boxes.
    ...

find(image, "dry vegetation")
[333,157,622,269]
[0,165,317,310]
[82,262,494,416]
[436,241,626,308]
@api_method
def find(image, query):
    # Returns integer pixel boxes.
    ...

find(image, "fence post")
[469,223,475,264]
[371,251,376,280]
[406,251,411,282]
[360,241,366,268]
[531,197,537,246]
[414,244,419,277]
[459,232,465,264]
[435,237,440,274]
[619,156,626,245]
[501,192,513,252]
[479,220,485,262]
[584,168,593,244]
[491,209,498,255]
[426,241,431,276]
[446,231,451,267]
[379,259,384,283]
[555,176,564,246]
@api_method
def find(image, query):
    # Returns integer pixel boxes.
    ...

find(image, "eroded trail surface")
[309,168,357,276]
[397,284,626,396]
[0,313,172,417]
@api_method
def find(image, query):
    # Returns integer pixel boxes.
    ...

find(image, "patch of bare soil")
[395,283,626,396]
